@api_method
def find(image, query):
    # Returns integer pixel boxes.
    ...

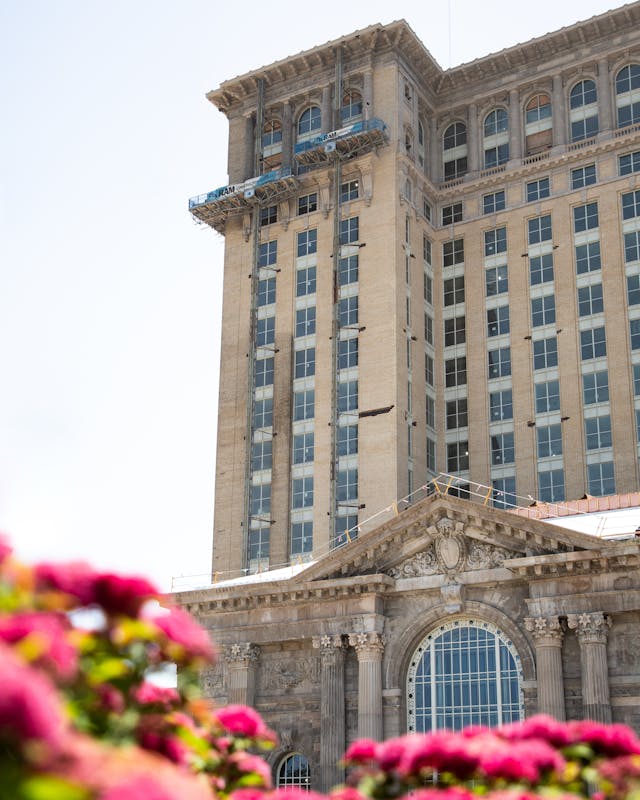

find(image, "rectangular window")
[291,521,313,556]
[248,527,269,563]
[340,180,359,202]
[260,205,277,226]
[297,229,317,257]
[257,277,276,306]
[631,319,640,349]
[337,468,358,502]
[571,164,597,189]
[339,296,358,327]
[250,484,271,518]
[585,415,612,450]
[628,275,640,306]
[298,193,318,215]
[583,371,609,405]
[423,198,432,222]
[530,252,554,285]
[444,276,465,306]
[483,190,506,214]
[339,217,359,245]
[535,379,560,413]
[580,327,607,360]
[622,190,640,220]
[258,240,277,267]
[426,395,436,429]
[442,203,463,225]
[447,441,469,473]
[487,305,510,337]
[539,468,565,502]
[446,398,468,430]
[635,364,640,395]
[294,348,315,378]
[253,397,273,429]
[337,424,358,456]
[485,265,508,296]
[424,314,434,345]
[444,315,466,346]
[255,357,274,387]
[295,307,316,337]
[423,235,432,264]
[491,432,515,465]
[537,423,563,458]
[526,177,550,202]
[293,432,314,464]
[338,338,358,369]
[492,477,516,509]
[256,316,275,346]
[488,346,511,379]
[251,440,272,471]
[576,241,601,274]
[426,437,436,471]
[619,151,640,175]
[339,255,358,286]
[587,462,615,496]
[296,266,316,296]
[338,380,358,412]
[489,389,513,421]
[574,202,599,233]
[292,477,314,508]
[445,356,467,387]
[443,238,464,266]
[424,272,433,304]
[425,354,434,387]
[531,294,556,327]
[578,284,604,317]
[533,337,558,370]
[528,214,552,244]
[293,389,314,420]
[484,227,507,256]
[625,231,640,264]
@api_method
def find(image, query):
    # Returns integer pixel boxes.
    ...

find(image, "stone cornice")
[505,543,640,579]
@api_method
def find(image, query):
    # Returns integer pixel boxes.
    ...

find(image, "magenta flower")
[133,682,180,709]
[34,560,98,606]
[0,610,78,679]
[499,714,571,747]
[568,720,640,757]
[93,573,159,617]
[373,735,407,771]
[344,738,378,763]
[144,605,214,662]
[229,751,272,785]
[215,705,269,738]
[272,791,328,800]
[476,737,564,783]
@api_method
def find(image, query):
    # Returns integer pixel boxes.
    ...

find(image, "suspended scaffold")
[294,117,387,167]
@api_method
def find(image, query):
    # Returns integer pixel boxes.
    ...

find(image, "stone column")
[525,616,566,720]
[363,70,373,120]
[349,632,385,741]
[282,101,292,172]
[321,86,332,134]
[597,58,613,133]
[567,612,612,723]
[467,103,479,173]
[509,88,522,161]
[313,635,346,792]
[223,643,260,706]
[552,75,567,147]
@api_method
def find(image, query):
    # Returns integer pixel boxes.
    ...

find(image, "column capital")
[567,612,612,644]
[223,642,260,665]
[312,634,347,653]
[525,615,565,643]
[348,632,385,659]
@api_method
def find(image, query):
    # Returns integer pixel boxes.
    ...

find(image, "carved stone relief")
[260,656,320,692]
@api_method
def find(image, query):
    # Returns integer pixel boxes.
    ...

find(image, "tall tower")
[190,9,640,579]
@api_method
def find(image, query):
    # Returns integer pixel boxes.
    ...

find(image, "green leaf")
[18,775,90,800]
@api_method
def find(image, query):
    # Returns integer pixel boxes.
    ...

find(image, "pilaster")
[567,612,612,723]
[597,59,613,133]
[552,74,567,147]
[467,103,479,174]
[349,632,385,741]
[524,615,566,720]
[509,89,522,161]
[223,642,260,706]
[313,634,347,791]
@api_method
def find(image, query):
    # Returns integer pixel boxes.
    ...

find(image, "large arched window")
[277,753,311,790]
[407,619,523,733]
[615,64,640,128]
[443,122,467,180]
[483,109,509,168]
[297,106,321,141]
[341,89,363,123]
[570,80,599,142]
[525,93,552,155]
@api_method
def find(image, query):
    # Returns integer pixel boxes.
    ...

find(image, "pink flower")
[0,611,78,679]
[34,560,99,606]
[144,606,214,662]
[477,737,564,783]
[96,684,126,713]
[229,751,272,785]
[93,573,159,617]
[499,715,571,747]
[373,735,407,771]
[229,790,269,800]
[100,775,182,800]
[568,720,640,757]
[215,705,268,738]
[409,789,475,800]
[343,738,377,763]
[272,791,327,800]
[398,732,480,779]
[133,682,180,709]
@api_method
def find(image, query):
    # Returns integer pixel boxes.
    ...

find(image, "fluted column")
[282,101,292,172]
[552,75,567,147]
[567,612,612,723]
[349,632,385,741]
[321,86,332,134]
[597,58,613,133]
[223,643,260,706]
[509,89,522,161]
[525,616,566,720]
[467,103,479,173]
[313,635,347,792]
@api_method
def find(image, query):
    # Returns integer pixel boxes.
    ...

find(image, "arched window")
[443,122,467,180]
[483,109,509,168]
[262,119,283,172]
[569,80,599,142]
[407,619,523,732]
[615,65,640,128]
[525,94,552,155]
[277,753,311,790]
[341,89,363,122]
[297,106,321,141]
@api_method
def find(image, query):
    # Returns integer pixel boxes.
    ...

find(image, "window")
[339,296,358,327]
[426,395,435,429]
[587,462,616,496]
[484,227,507,256]
[296,266,316,296]
[298,106,321,139]
[291,525,313,558]
[526,178,550,202]
[443,122,468,179]
[443,238,464,266]
[298,193,317,215]
[530,253,554,285]
[293,432,314,464]
[251,440,272,471]
[635,364,640,395]
[446,398,468,430]
[578,284,604,317]
[583,371,609,405]
[442,203,463,225]
[423,235,432,264]
[292,477,314,508]
[571,164,597,189]
[615,65,640,128]
[424,272,433,305]
[339,217,359,245]
[250,484,271,518]
[585,415,612,450]
[447,441,469,472]
[255,357,274,387]
[620,150,640,175]
[493,477,517,510]
[580,327,607,360]
[490,389,513,421]
[631,318,640,349]
[491,432,514,465]
[423,198,432,222]
[625,231,640,264]
[293,389,314,421]
[259,205,277,227]
[338,380,358,412]
[525,94,552,156]
[337,424,358,456]
[407,620,522,733]
[253,398,273,429]
[256,316,275,346]
[483,109,509,168]
[576,241,601,274]
[445,356,467,387]
[483,190,506,214]
[425,313,434,345]
[257,278,276,306]
[533,337,558,370]
[569,80,599,142]
[488,346,511,379]
[341,89,362,121]
[258,240,277,267]
[248,527,269,565]
[295,307,316,337]
[340,180,359,202]
[418,120,425,167]
[574,202,599,233]
[334,515,358,547]
[528,214,552,244]
[297,229,317,257]
[485,265,508,296]
[622,190,640,220]
[531,295,555,328]
[444,316,466,346]
[262,119,282,148]
[538,469,565,502]
[426,437,436,472]
[484,108,508,136]
[628,275,640,306]
[487,305,509,337]
[337,468,358,502]
[294,348,315,378]
[425,354,434,387]
[535,380,560,413]
[444,276,465,305]
[338,338,358,369]
[339,255,358,286]
[537,423,562,458]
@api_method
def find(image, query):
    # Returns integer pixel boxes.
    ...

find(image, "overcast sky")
[0,0,625,590]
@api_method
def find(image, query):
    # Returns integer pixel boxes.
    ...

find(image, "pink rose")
[215,705,268,738]
[144,606,214,662]
[568,720,640,757]
[93,573,159,617]
[499,714,571,747]
[0,611,78,680]
[343,738,377,763]
[133,682,180,708]
[34,560,99,606]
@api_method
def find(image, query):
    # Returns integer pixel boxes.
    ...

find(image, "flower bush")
[2,531,640,800]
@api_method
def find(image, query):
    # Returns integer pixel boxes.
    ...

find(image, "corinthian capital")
[312,634,346,653]
[348,632,385,659]
[223,642,260,664]
[567,612,612,644]
[524,615,565,642]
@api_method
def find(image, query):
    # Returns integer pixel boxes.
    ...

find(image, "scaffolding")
[294,118,387,168]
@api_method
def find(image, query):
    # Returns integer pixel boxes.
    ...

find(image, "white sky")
[0,0,626,591]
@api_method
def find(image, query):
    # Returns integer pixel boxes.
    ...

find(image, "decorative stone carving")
[261,657,320,691]
[387,548,438,577]
[312,634,346,652]
[467,541,513,570]
[348,632,385,659]
[525,616,565,642]
[223,642,260,664]
[440,581,464,613]
[567,612,612,644]
[200,664,225,695]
